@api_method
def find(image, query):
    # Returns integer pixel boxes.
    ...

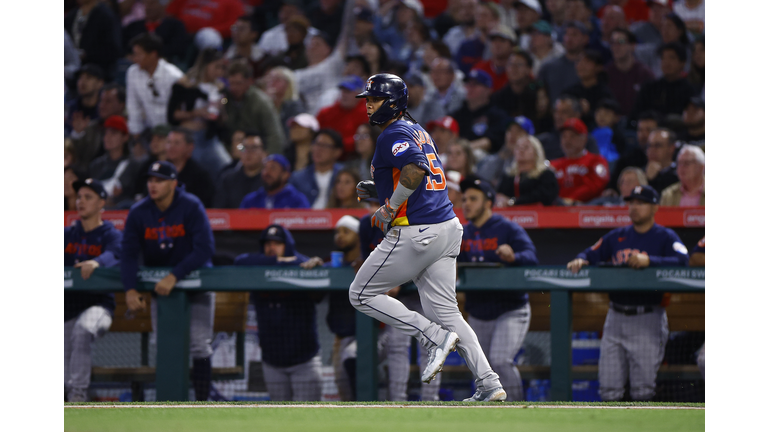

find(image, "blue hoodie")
[65,220,122,321]
[234,225,319,367]
[458,214,539,320]
[120,187,214,291]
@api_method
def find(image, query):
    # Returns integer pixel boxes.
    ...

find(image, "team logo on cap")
[392,141,409,156]
[366,79,373,91]
[634,186,643,194]
[595,164,608,178]
[152,162,161,171]
[85,178,93,184]
[268,227,278,236]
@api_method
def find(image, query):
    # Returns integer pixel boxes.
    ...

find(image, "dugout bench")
[66,266,704,402]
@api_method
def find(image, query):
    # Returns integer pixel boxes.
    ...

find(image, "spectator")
[563,50,616,129]
[632,42,695,121]
[597,0,649,25]
[528,20,565,76]
[64,29,81,94]
[121,161,215,402]
[427,116,461,152]
[433,0,465,38]
[472,26,517,92]
[88,116,143,208]
[64,179,121,402]
[660,144,704,207]
[443,139,477,179]
[258,1,319,55]
[596,4,626,61]
[421,39,452,75]
[65,139,77,169]
[629,0,670,48]
[403,73,446,126]
[66,65,104,137]
[222,60,286,156]
[536,94,600,160]
[450,69,509,154]
[645,127,679,194]
[688,35,704,96]
[445,170,464,208]
[328,169,366,209]
[607,110,658,193]
[65,0,121,81]
[240,154,310,209]
[591,98,627,164]
[673,0,704,35]
[476,116,535,187]
[126,33,184,139]
[604,28,654,116]
[429,57,467,115]
[213,131,266,208]
[219,129,245,177]
[166,48,231,177]
[496,134,560,206]
[225,14,268,78]
[490,49,543,129]
[122,0,189,63]
[545,0,569,38]
[69,83,127,174]
[455,2,502,74]
[314,55,373,114]
[680,97,704,149]
[134,124,171,201]
[316,76,370,155]
[164,128,215,207]
[280,15,312,70]
[308,0,347,46]
[233,224,322,401]
[65,166,87,211]
[165,0,243,40]
[567,185,688,401]
[458,176,538,401]
[551,118,610,204]
[538,21,590,102]
[285,114,320,172]
[513,0,542,51]
[566,0,604,58]
[290,129,345,209]
[442,0,480,55]
[351,7,376,54]
[376,0,423,57]
[635,12,689,79]
[397,18,434,70]
[346,123,380,181]
[359,39,390,76]
[589,166,648,206]
[262,66,307,141]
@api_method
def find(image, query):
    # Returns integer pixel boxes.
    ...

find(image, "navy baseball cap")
[73,178,108,199]
[146,160,178,180]
[460,176,496,203]
[355,6,374,22]
[508,116,535,135]
[265,154,291,172]
[624,185,659,204]
[464,69,493,88]
[403,72,425,87]
[338,75,364,92]
[261,224,288,244]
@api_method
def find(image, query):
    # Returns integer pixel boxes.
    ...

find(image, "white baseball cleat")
[421,332,460,383]
[463,386,507,402]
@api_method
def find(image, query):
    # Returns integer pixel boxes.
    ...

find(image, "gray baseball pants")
[598,306,669,401]
[262,355,323,401]
[151,291,215,359]
[468,303,531,401]
[349,217,501,389]
[64,306,112,397]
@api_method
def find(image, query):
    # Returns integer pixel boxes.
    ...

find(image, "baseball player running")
[567,185,689,401]
[349,73,506,402]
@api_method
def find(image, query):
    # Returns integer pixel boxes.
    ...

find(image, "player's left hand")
[627,252,650,269]
[300,257,324,269]
[74,260,100,280]
[154,273,177,296]
[372,198,397,233]
[496,244,516,263]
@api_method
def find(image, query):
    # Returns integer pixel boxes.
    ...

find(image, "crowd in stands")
[65,0,705,212]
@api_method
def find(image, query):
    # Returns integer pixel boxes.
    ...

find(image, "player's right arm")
[567,235,612,273]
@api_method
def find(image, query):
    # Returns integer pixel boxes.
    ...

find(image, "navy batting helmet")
[356,73,408,125]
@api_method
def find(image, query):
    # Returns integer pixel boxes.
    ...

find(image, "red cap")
[426,116,459,135]
[559,118,588,135]
[103,115,128,134]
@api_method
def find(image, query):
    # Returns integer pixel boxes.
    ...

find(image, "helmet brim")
[356,89,390,99]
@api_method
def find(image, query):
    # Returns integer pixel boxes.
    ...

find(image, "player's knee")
[348,285,364,309]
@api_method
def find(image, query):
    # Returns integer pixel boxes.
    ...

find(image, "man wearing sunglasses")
[214,131,267,208]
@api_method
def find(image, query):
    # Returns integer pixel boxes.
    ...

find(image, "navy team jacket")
[120,187,214,291]
[65,220,122,321]
[458,214,539,320]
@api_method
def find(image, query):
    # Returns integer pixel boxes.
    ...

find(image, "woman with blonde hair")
[496,135,559,206]
[263,65,307,139]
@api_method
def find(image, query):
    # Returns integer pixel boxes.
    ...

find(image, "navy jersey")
[458,214,538,320]
[64,220,122,321]
[577,223,689,306]
[371,120,455,226]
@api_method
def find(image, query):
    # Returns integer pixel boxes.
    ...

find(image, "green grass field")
[64,402,705,432]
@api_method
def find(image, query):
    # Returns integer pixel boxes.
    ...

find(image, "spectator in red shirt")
[315,76,369,157]
[165,0,244,39]
[472,26,517,92]
[551,118,610,204]
[597,0,649,25]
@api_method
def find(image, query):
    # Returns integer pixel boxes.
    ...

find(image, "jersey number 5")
[425,153,446,191]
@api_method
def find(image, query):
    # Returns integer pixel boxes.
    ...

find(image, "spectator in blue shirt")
[289,129,345,209]
[240,154,310,209]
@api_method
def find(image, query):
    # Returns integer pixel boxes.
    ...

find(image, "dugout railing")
[65,266,704,401]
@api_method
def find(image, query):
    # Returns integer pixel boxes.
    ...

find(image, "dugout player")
[234,224,322,401]
[121,161,216,401]
[65,179,122,402]
[350,73,507,402]
[566,185,689,401]
[457,177,538,401]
